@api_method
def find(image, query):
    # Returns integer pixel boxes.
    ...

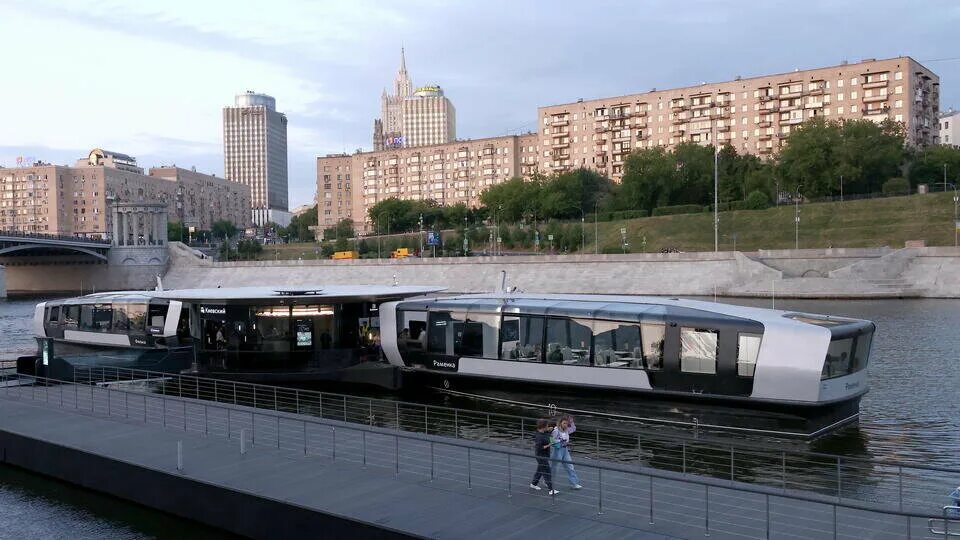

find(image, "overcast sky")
[1,0,958,207]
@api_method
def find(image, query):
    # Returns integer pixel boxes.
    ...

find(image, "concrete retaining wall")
[159,242,960,298]
[3,246,167,296]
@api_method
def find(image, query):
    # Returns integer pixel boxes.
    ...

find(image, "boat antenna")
[155,274,164,292]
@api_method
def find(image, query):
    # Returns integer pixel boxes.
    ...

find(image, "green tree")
[907,145,960,189]
[287,205,318,242]
[167,221,185,242]
[211,220,237,240]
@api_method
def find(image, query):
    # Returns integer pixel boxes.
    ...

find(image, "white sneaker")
[548,489,560,495]
[573,484,583,490]
[529,483,541,491]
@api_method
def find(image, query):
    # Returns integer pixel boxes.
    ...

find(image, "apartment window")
[837,93,844,101]
[851,91,858,99]
[895,86,903,94]
[850,105,857,113]
[895,71,903,80]
[851,77,858,86]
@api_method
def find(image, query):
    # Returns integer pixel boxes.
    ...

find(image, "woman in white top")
[550,415,582,489]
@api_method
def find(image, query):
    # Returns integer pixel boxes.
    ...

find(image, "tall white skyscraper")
[223,91,290,226]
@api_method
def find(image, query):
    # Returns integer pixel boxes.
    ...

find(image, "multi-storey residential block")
[939,109,960,147]
[0,150,250,237]
[317,133,538,234]
[539,56,939,180]
[320,56,940,233]
[223,91,289,226]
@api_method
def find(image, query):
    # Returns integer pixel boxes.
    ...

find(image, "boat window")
[45,306,60,324]
[851,332,872,372]
[453,320,484,357]
[147,303,168,329]
[680,328,718,374]
[113,304,147,333]
[254,306,292,354]
[79,304,113,332]
[545,318,592,365]
[641,323,665,370]
[821,337,854,379]
[593,321,643,369]
[63,305,80,329]
[500,315,544,362]
[397,310,428,353]
[737,333,762,377]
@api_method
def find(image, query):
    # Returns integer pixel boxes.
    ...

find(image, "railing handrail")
[70,364,960,478]
[3,370,954,524]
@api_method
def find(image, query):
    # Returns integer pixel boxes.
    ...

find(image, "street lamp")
[953,185,958,248]
[594,201,599,255]
[620,227,628,254]
[579,207,585,253]
[794,191,801,250]
[713,122,719,253]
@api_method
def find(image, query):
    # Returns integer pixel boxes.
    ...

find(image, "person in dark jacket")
[530,419,558,495]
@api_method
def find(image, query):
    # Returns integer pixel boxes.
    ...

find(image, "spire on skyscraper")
[400,46,407,74]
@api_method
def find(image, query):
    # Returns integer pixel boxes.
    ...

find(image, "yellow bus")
[331,251,358,260]
[391,248,412,259]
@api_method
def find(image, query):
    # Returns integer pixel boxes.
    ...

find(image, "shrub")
[652,204,706,216]
[742,190,771,210]
[881,177,910,196]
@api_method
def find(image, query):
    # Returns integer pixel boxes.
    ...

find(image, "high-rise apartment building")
[539,56,939,180]
[0,149,250,237]
[373,50,456,151]
[321,56,940,233]
[223,91,290,226]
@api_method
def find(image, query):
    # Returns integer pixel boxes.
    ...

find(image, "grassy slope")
[595,192,958,253]
[254,192,957,259]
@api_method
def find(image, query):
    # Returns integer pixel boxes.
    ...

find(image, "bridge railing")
[0,371,954,540]
[0,230,111,244]
[69,365,960,515]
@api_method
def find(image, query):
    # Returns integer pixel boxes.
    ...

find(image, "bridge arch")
[0,244,108,261]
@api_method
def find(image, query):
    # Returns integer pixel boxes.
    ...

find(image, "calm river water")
[0,295,957,535]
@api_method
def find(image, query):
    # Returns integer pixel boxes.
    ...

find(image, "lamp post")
[713,123,719,252]
[579,207,585,253]
[953,185,958,248]
[594,201,599,255]
[794,191,801,250]
[620,227,628,254]
[418,213,424,256]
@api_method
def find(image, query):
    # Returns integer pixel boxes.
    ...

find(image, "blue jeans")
[550,446,580,486]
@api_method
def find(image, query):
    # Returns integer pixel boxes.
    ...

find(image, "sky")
[1,0,958,208]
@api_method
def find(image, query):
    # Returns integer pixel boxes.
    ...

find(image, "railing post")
[765,493,770,540]
[362,431,367,467]
[227,408,231,439]
[395,435,400,476]
[183,401,187,431]
[424,405,429,435]
[454,409,458,438]
[836,456,842,501]
[303,421,307,455]
[520,417,525,441]
[832,504,837,539]
[507,453,512,498]
[486,413,491,438]
[898,465,903,511]
[274,387,278,411]
[595,428,600,456]
[233,381,237,405]
[214,380,218,403]
[177,440,183,472]
[395,401,400,430]
[730,446,735,481]
[368,398,373,426]
[204,404,208,435]
[598,468,604,515]
[276,415,280,448]
[649,475,654,524]
[430,441,435,480]
[253,385,257,409]
[107,385,111,416]
[124,391,128,418]
[683,442,687,474]
[162,396,166,427]
[705,484,710,537]
[240,428,246,455]
[781,450,786,491]
[343,395,347,422]
[467,447,472,489]
[332,426,336,461]
[295,390,300,415]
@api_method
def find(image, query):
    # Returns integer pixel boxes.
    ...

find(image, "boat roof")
[394,292,873,332]
[48,285,447,305]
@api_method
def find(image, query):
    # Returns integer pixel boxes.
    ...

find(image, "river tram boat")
[380,291,876,438]
[28,285,444,383]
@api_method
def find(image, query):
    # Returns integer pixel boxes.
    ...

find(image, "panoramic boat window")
[64,305,80,329]
[821,337,855,379]
[254,306,292,353]
[397,310,428,352]
[45,306,59,324]
[427,311,454,355]
[851,332,873,372]
[544,318,592,365]
[453,319,484,357]
[641,323,666,370]
[680,328,719,374]
[79,304,113,332]
[147,303,168,329]
[500,315,544,362]
[593,321,643,368]
[737,333,762,377]
[113,304,147,333]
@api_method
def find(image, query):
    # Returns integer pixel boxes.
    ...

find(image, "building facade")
[223,91,289,226]
[373,50,456,151]
[320,56,940,233]
[0,151,250,237]
[940,109,960,147]
[539,56,939,180]
[317,133,538,234]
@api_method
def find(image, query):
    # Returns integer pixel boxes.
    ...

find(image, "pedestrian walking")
[550,415,582,489]
[530,419,558,495]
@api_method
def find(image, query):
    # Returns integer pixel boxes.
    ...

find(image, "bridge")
[0,231,112,261]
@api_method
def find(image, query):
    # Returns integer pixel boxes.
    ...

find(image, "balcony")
[635,110,648,118]
[550,118,569,127]
[862,107,889,116]
[862,80,888,90]
[780,103,800,112]
[610,110,631,119]
[717,125,731,132]
[595,149,607,156]
[670,104,688,112]
[759,133,773,141]
[759,95,774,102]
[862,95,887,103]
[785,117,804,125]
[779,90,802,99]
[804,102,824,109]
[612,133,631,142]
[551,140,570,149]
[594,126,609,133]
[672,117,687,125]
[807,86,825,95]
[759,147,773,155]
[690,101,713,110]
[758,121,773,128]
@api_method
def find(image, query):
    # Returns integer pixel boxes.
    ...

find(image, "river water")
[0,296,958,535]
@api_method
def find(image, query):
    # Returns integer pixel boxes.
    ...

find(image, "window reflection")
[500,315,544,362]
[545,318,591,365]
[593,321,642,368]
[680,328,718,374]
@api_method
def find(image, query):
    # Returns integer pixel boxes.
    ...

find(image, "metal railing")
[0,371,953,540]
[69,365,960,515]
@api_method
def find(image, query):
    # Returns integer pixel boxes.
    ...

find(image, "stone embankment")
[164,242,960,298]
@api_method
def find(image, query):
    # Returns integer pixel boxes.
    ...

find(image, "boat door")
[425,311,459,372]
[646,324,753,397]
